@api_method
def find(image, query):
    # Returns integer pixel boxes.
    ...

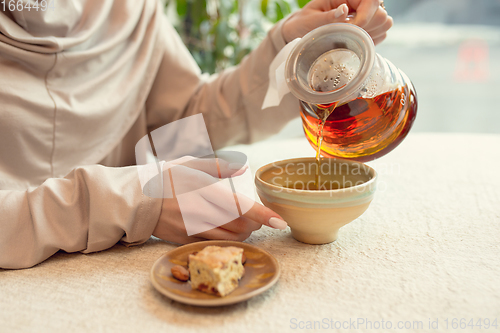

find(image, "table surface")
[1,133,499,333]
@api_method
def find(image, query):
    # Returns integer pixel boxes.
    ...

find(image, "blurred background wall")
[165,0,500,135]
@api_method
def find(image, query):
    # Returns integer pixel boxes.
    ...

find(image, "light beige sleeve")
[146,16,300,150]
[0,12,297,269]
[0,165,162,269]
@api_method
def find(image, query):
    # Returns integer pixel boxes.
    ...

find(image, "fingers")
[217,158,248,178]
[218,216,263,234]
[366,15,392,39]
[200,186,288,231]
[371,33,387,45]
[194,184,288,232]
[154,195,286,245]
[361,6,389,32]
[193,225,253,242]
[154,197,256,243]
[351,0,380,28]
[306,0,345,11]
[194,215,262,241]
[335,1,392,45]
[155,154,287,247]
[240,199,288,230]
[192,200,286,242]
[323,3,349,25]
[304,0,391,43]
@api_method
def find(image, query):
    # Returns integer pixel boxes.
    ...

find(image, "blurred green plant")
[165,0,310,74]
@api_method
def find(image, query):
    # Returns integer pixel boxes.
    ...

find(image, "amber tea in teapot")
[302,86,416,162]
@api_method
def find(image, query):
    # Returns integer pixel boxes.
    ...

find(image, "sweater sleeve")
[0,164,162,269]
[145,15,300,150]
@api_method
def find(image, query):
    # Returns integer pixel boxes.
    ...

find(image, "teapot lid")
[285,23,375,105]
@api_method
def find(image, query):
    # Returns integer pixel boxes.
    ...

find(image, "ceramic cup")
[255,157,377,244]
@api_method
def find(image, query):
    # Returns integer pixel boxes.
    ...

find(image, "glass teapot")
[284,23,417,162]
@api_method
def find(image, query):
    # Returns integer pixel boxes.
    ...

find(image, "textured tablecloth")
[1,133,499,333]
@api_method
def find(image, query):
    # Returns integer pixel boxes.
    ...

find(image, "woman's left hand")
[282,0,393,45]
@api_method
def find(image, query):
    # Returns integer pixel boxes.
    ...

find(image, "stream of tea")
[307,48,359,189]
[312,102,338,189]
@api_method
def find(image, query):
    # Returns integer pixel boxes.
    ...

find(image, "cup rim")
[255,157,377,197]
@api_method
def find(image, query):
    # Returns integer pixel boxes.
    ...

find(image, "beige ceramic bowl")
[255,157,377,244]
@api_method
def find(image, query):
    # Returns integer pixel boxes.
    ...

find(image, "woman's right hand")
[282,0,393,45]
[152,157,288,244]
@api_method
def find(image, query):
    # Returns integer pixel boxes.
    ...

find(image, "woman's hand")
[282,0,393,45]
[152,157,288,244]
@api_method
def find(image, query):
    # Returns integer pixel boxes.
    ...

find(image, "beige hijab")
[0,0,163,189]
